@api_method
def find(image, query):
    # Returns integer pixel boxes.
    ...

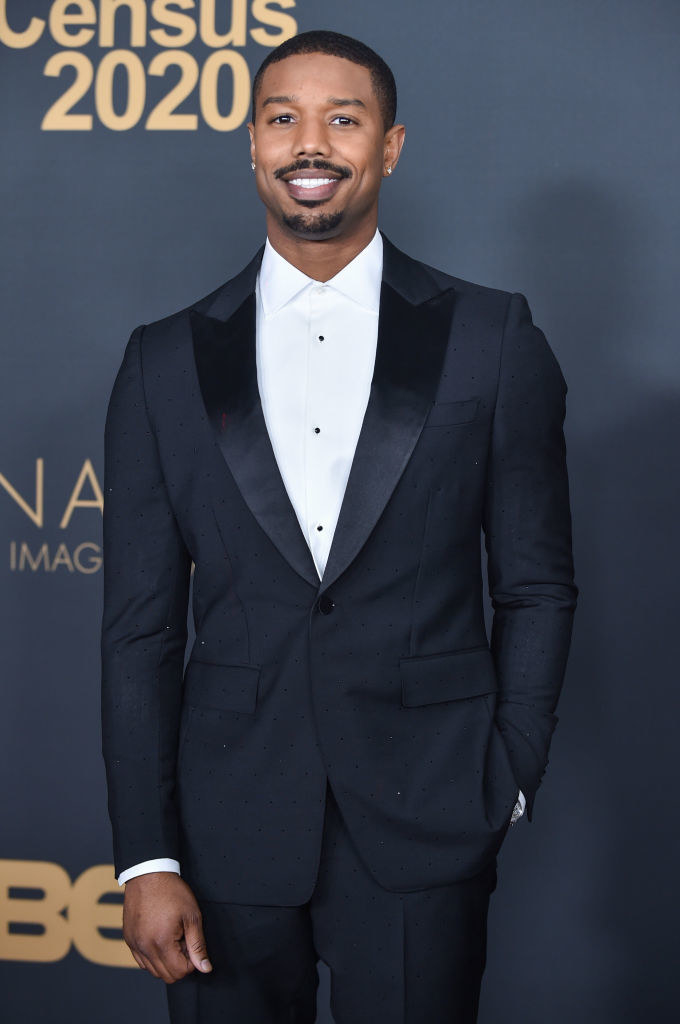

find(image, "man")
[101,29,577,1024]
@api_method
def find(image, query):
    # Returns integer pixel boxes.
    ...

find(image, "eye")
[270,114,295,124]
[331,115,357,126]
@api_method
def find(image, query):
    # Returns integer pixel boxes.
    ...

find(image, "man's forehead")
[258,53,375,102]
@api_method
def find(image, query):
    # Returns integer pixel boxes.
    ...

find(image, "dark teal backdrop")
[1,1,678,1021]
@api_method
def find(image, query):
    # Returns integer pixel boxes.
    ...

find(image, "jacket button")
[317,595,335,614]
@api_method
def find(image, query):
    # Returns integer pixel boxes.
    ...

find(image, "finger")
[145,947,176,985]
[178,938,196,971]
[157,941,196,983]
[130,949,147,971]
[137,951,162,979]
[184,917,212,973]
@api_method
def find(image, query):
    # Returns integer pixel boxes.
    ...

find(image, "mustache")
[273,159,352,180]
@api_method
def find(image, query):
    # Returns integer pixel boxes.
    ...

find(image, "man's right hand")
[122,872,213,984]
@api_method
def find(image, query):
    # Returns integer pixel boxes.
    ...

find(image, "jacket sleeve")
[101,325,192,876]
[482,293,578,821]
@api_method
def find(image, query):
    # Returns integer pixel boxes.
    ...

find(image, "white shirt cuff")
[517,789,526,814]
[117,858,181,887]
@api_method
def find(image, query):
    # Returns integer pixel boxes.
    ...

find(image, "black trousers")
[166,782,498,1024]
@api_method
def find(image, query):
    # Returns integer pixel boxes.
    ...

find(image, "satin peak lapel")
[318,278,455,593]
[191,293,321,589]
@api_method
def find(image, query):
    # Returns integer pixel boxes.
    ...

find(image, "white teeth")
[288,177,337,188]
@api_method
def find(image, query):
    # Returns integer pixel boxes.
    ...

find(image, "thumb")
[184,914,212,973]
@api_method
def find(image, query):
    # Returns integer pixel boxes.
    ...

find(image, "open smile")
[283,175,344,202]
[274,162,351,204]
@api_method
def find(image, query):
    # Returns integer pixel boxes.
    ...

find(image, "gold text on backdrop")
[0,859,134,967]
[0,1,298,131]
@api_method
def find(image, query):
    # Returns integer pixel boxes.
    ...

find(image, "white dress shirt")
[117,229,524,886]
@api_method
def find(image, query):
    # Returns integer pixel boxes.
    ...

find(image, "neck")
[264,215,378,281]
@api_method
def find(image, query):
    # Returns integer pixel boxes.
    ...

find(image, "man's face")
[248,53,403,242]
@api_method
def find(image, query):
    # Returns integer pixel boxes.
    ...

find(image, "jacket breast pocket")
[423,397,479,428]
[399,645,497,707]
[182,659,261,715]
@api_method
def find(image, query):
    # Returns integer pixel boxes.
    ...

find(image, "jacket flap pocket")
[424,397,479,427]
[183,659,261,714]
[400,646,497,707]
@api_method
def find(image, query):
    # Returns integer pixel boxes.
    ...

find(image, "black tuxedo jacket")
[101,234,577,905]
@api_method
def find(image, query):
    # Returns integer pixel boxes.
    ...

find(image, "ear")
[383,124,406,177]
[247,122,256,164]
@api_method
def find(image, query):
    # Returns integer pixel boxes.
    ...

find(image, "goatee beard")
[282,210,344,237]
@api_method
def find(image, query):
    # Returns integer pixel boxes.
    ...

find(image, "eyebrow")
[327,97,367,110]
[262,95,297,108]
[261,95,367,110]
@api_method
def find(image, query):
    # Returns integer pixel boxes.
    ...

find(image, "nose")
[293,117,332,158]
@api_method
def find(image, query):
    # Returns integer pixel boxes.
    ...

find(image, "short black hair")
[251,30,397,131]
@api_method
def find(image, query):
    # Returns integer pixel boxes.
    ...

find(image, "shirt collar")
[258,228,383,317]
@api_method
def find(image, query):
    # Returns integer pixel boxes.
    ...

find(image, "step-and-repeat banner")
[1,2,678,1021]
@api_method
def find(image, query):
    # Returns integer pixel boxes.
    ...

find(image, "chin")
[282,210,345,237]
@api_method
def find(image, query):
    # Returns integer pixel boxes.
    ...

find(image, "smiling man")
[249,37,404,272]
[101,29,577,1024]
